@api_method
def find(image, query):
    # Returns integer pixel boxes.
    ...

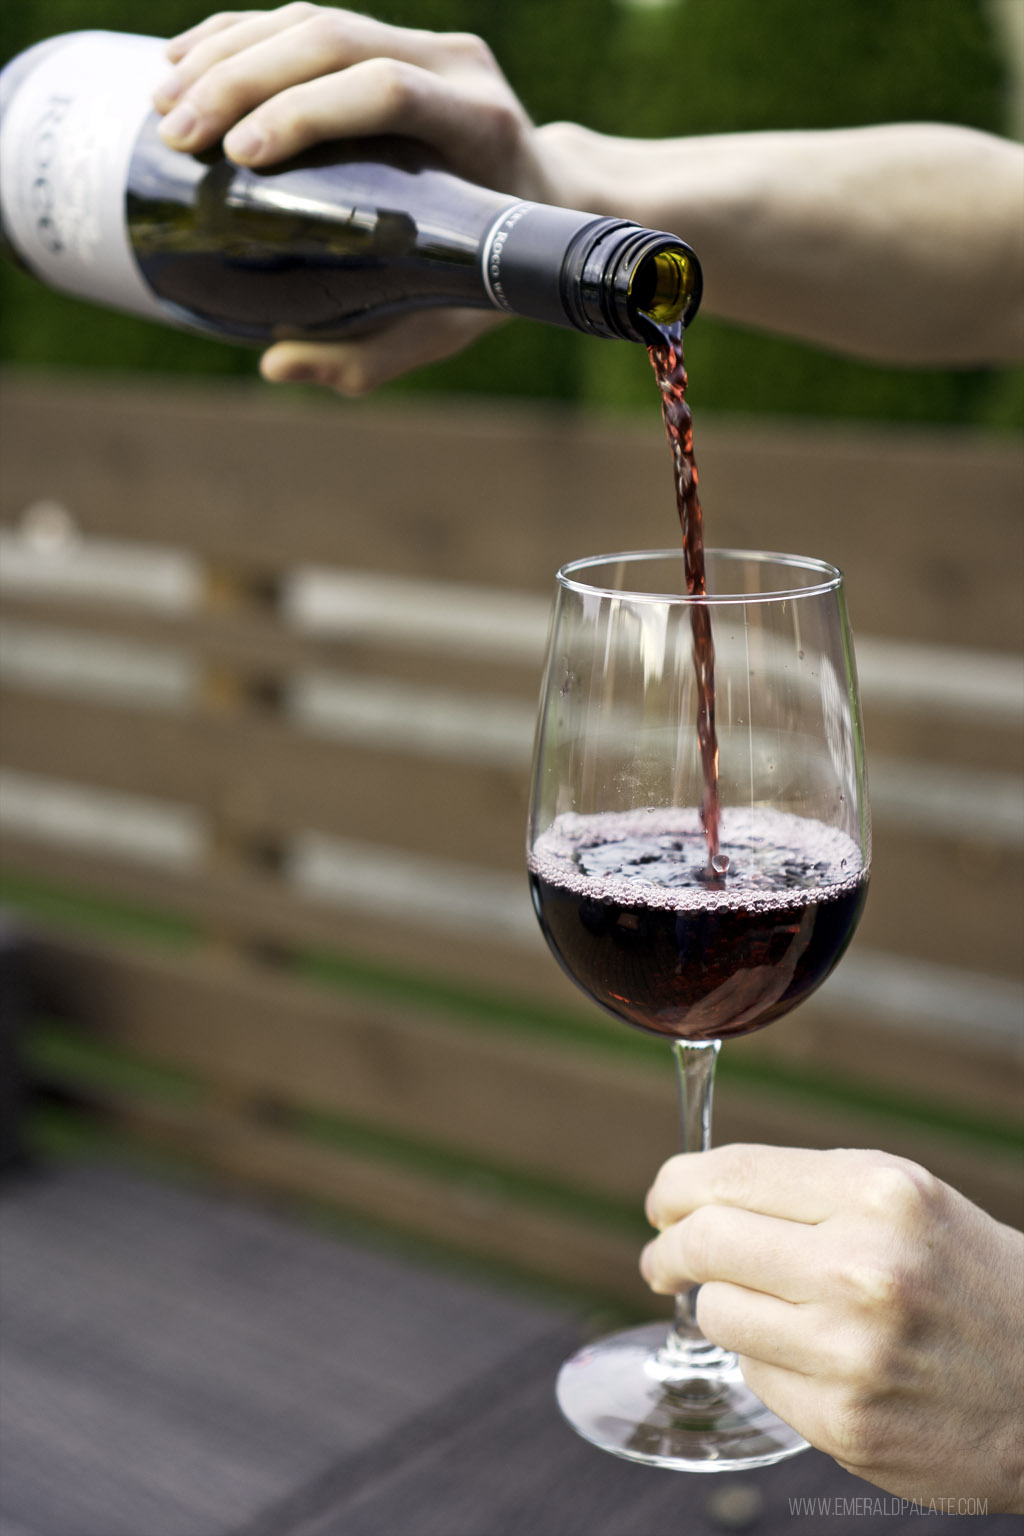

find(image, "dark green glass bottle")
[0,31,701,347]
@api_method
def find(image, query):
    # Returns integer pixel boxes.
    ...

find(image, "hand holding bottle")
[155,4,555,392]
[151,4,1024,382]
[10,7,1016,382]
[157,5,548,200]
[642,1144,1024,1510]
[1,21,698,367]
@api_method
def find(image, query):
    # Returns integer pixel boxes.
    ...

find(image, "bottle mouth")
[561,221,703,343]
[629,248,701,330]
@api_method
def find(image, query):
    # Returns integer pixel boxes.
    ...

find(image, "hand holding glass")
[527,550,870,1470]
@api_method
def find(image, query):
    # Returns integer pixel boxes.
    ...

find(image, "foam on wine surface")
[528,808,867,1040]
[530,807,864,910]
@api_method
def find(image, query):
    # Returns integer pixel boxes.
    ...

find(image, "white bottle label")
[1,32,171,321]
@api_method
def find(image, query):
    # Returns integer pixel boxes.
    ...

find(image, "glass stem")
[649,1038,735,1382]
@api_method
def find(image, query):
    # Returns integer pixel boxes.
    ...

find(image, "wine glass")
[527,548,870,1471]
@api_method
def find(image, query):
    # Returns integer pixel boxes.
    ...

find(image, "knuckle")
[680,1204,718,1279]
[332,361,371,397]
[858,1327,906,1389]
[836,1255,903,1309]
[820,1387,886,1467]
[191,58,256,115]
[645,1216,702,1293]
[282,2,323,23]
[827,1267,923,1387]
[835,1250,924,1334]
[709,1143,761,1207]
[481,100,525,160]
[304,10,354,57]
[364,56,421,113]
[857,1155,939,1224]
[303,8,385,63]
[445,31,496,69]
[837,1315,903,1390]
[693,1279,730,1343]
[182,34,272,112]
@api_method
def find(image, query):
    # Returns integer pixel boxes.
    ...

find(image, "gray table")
[1,1164,1016,1536]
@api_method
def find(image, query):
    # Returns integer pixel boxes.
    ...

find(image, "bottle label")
[481,203,534,314]
[1,32,170,321]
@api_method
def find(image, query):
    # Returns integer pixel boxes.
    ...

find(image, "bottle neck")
[481,204,702,341]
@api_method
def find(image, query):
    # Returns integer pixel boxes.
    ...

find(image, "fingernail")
[266,362,331,387]
[277,366,320,384]
[159,102,198,146]
[224,122,265,162]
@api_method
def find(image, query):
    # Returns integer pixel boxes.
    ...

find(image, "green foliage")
[1,0,1019,424]
[598,0,1008,137]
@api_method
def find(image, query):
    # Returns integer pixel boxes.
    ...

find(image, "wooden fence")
[0,367,1021,1307]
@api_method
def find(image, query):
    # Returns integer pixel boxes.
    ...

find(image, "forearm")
[537,121,1024,365]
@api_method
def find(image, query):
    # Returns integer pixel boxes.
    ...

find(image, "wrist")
[532,122,646,220]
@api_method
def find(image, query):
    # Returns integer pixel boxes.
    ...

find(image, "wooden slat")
[734,985,1024,1133]
[74,1087,1022,1305]
[1,370,1021,647]
[23,928,1024,1227]
[3,688,1020,981]
[0,595,309,676]
[860,709,1022,777]
[0,689,530,867]
[4,598,1022,776]
[698,429,1024,654]
[3,830,1022,1120]
[0,595,546,699]
[27,928,675,1204]
[61,1076,1023,1312]
[0,831,559,995]
[5,808,1023,1119]
[858,828,1023,978]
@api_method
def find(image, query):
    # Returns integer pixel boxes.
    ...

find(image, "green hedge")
[2,0,1020,426]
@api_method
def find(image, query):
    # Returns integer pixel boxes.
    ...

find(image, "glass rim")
[556,548,844,605]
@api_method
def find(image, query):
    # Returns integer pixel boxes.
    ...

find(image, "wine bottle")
[0,31,701,347]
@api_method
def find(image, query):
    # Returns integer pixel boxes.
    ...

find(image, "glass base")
[556,1321,810,1471]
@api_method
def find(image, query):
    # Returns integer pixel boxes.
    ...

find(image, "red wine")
[528,809,867,1041]
[646,321,720,863]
